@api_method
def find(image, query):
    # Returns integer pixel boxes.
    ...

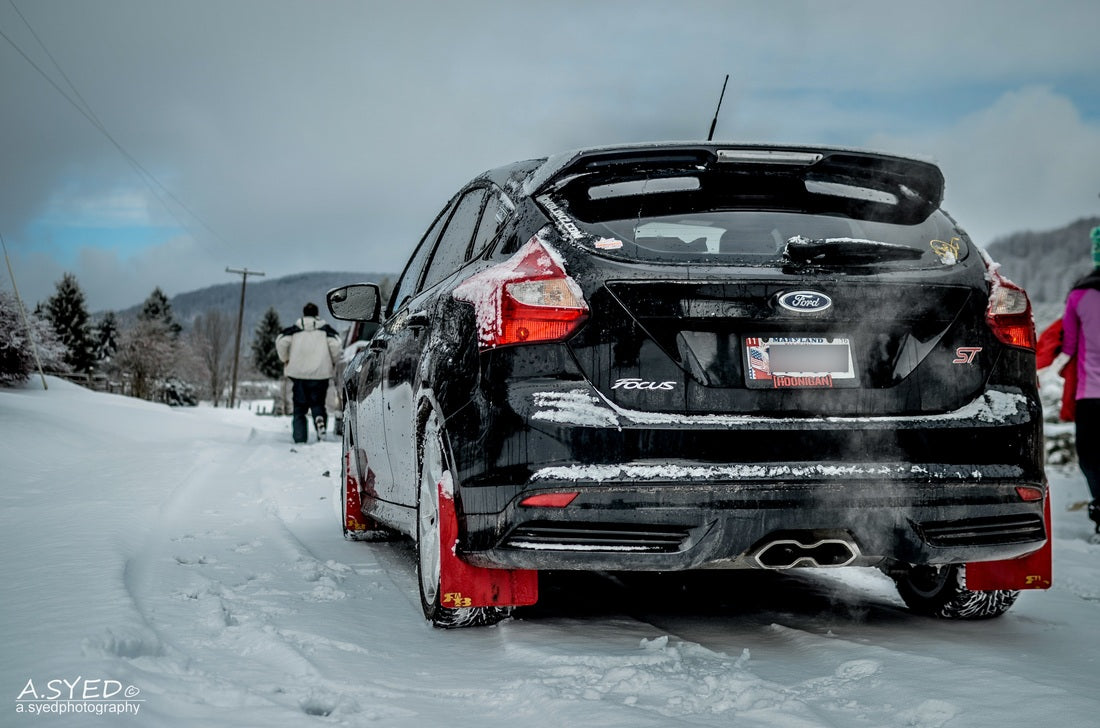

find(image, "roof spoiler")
[534,144,946,224]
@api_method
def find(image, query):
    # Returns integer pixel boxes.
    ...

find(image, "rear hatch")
[535,145,998,417]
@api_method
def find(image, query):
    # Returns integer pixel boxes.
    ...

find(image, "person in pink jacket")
[1062,226,1100,535]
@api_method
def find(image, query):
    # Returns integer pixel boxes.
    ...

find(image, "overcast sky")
[2,0,1099,313]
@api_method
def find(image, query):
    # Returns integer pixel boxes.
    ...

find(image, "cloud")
[868,86,1100,245]
[5,235,227,313]
[2,1,1099,311]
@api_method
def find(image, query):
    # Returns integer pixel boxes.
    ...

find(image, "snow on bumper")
[456,384,1044,572]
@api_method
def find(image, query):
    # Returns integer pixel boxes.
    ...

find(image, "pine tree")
[44,272,97,373]
[139,287,182,338]
[251,307,284,380]
[95,311,120,363]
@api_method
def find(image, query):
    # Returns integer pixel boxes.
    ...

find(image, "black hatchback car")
[328,143,1050,628]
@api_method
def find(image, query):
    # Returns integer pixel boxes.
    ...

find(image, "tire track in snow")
[116,430,418,722]
[95,411,1100,728]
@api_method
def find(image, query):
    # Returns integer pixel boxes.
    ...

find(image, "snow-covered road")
[3,377,1098,727]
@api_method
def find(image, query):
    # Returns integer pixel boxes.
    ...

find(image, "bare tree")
[190,309,234,406]
[112,319,177,400]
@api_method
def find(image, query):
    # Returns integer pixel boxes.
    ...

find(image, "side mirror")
[326,283,382,323]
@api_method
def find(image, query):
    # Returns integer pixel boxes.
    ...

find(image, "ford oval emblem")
[777,290,832,313]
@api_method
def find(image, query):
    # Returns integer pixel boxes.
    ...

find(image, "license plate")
[743,336,857,389]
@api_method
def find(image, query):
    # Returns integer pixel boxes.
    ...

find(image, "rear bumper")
[449,381,1046,572]
[460,476,1046,571]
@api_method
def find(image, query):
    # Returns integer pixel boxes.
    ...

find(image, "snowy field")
[2,376,1099,727]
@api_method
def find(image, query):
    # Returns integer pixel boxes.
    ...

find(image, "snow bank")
[2,377,1099,727]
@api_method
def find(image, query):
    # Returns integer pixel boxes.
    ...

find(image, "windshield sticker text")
[536,195,585,240]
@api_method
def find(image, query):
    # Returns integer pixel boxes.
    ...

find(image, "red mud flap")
[438,479,538,608]
[344,452,370,534]
[966,496,1052,591]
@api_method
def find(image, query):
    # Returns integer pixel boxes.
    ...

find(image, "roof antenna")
[706,74,730,142]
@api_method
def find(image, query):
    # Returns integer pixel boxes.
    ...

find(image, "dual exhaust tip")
[753,536,860,569]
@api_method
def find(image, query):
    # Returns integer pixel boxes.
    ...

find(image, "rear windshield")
[546,172,970,267]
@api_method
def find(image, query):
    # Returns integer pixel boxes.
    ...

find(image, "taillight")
[453,231,588,350]
[986,271,1036,350]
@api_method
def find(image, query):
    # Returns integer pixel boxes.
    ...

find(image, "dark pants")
[1076,399,1100,525]
[291,378,329,443]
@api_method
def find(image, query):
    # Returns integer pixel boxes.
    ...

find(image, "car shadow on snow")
[358,537,936,629]
[515,568,917,628]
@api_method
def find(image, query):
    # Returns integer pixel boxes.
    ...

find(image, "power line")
[0,4,229,252]
[8,0,100,126]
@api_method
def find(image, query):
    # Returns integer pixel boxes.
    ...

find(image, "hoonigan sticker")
[771,374,835,388]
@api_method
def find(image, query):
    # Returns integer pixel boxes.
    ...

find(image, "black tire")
[416,411,510,628]
[894,564,1019,619]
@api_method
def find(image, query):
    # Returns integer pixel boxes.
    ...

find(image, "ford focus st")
[328,143,1050,628]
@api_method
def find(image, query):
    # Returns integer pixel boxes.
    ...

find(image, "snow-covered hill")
[2,378,1098,727]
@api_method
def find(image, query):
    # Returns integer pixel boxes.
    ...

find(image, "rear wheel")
[894,564,1018,619]
[416,411,510,628]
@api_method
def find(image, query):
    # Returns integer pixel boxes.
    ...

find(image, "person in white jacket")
[275,302,342,443]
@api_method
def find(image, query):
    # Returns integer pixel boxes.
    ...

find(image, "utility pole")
[226,266,265,408]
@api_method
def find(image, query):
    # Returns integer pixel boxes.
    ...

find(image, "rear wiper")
[783,236,924,266]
